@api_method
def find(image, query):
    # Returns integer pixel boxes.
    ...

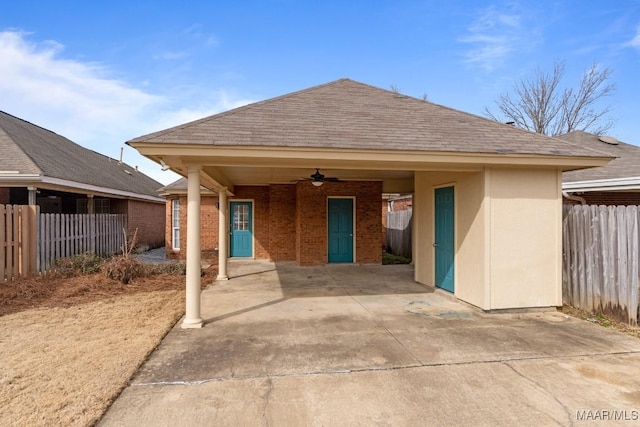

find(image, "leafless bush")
[102,257,147,284]
[49,252,104,278]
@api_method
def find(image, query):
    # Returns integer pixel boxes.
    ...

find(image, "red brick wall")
[563,192,640,206]
[164,181,383,265]
[295,181,383,265]
[201,196,219,258]
[166,195,219,260]
[390,197,413,211]
[269,184,297,261]
[86,197,163,249]
[0,188,10,205]
[110,199,128,214]
[165,199,175,258]
[126,200,165,248]
[355,182,384,264]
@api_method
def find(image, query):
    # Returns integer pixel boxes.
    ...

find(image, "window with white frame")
[172,199,180,250]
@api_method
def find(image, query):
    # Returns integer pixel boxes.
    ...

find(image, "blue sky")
[1,0,639,184]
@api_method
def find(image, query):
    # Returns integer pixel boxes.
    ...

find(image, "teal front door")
[328,198,354,263]
[435,187,455,292]
[230,201,252,257]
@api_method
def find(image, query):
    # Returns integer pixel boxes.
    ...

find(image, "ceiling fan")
[300,168,342,187]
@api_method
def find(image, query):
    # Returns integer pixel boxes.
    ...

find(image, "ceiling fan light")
[312,180,323,187]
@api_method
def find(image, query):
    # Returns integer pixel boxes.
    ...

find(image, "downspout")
[562,191,586,205]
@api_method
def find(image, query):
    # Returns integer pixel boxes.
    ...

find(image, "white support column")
[87,194,95,214]
[182,165,203,329]
[27,186,37,205]
[217,188,229,280]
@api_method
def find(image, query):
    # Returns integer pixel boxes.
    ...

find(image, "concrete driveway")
[99,261,640,426]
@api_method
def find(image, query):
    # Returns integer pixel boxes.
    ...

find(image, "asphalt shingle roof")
[0,111,163,198]
[560,131,640,182]
[159,177,214,194]
[129,79,607,159]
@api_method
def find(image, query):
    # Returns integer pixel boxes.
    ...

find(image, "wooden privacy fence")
[562,205,639,325]
[38,213,127,271]
[386,209,412,259]
[1,205,38,281]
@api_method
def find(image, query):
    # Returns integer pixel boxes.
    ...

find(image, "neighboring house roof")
[0,111,164,202]
[559,131,640,192]
[129,78,608,159]
[159,178,216,196]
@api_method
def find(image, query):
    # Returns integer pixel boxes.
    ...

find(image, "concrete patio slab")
[99,261,640,426]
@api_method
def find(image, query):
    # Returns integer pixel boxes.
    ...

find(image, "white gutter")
[0,174,164,203]
[42,177,165,203]
[0,173,42,181]
[563,176,640,192]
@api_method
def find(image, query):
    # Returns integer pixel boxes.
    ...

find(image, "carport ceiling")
[215,166,413,186]
[196,166,416,193]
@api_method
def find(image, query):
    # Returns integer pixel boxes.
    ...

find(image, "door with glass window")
[229,201,253,257]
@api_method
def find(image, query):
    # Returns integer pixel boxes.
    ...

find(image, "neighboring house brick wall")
[564,192,640,206]
[0,188,9,205]
[126,200,165,248]
[390,197,413,211]
[111,199,165,248]
[110,199,128,215]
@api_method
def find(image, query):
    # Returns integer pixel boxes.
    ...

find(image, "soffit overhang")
[130,143,612,195]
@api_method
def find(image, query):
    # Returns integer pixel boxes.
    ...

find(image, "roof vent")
[598,135,618,145]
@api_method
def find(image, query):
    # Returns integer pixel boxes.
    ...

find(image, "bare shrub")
[102,257,147,284]
[146,262,186,276]
[49,252,104,278]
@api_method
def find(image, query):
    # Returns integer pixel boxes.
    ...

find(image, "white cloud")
[0,30,254,185]
[627,26,640,48]
[184,24,219,47]
[459,4,537,71]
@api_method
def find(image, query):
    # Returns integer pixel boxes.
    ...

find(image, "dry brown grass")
[561,304,640,339]
[0,267,216,426]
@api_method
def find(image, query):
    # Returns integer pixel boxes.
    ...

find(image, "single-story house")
[0,110,166,247]
[127,78,611,328]
[559,131,640,205]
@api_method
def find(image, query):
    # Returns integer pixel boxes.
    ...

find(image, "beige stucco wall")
[413,167,563,311]
[487,168,563,309]
[414,171,487,308]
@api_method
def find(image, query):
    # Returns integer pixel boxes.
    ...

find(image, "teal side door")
[328,198,354,263]
[434,187,455,292]
[230,201,253,257]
